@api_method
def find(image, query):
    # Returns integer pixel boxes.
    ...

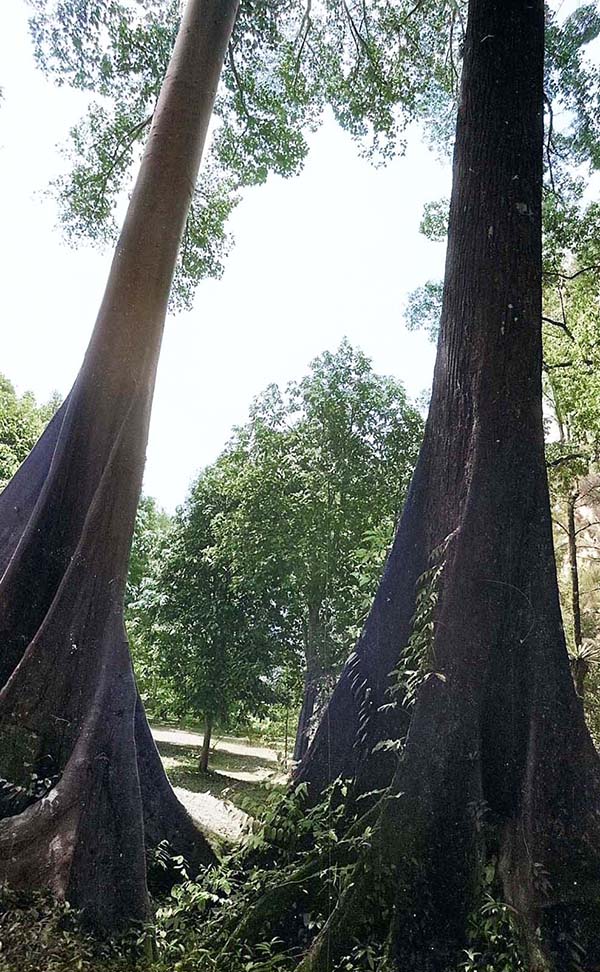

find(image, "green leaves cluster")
[26,0,466,308]
[0,375,60,490]
[127,342,422,734]
[208,341,422,691]
[130,472,280,728]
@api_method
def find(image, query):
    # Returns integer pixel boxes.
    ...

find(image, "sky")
[0,2,453,511]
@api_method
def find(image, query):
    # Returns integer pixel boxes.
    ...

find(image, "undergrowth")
[0,541,534,972]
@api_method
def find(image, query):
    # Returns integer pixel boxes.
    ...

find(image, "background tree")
[124,342,422,761]
[0,375,60,489]
[143,469,280,772]
[125,495,174,719]
[210,341,422,759]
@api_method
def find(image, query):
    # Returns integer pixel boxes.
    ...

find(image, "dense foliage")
[0,375,60,489]
[127,342,422,755]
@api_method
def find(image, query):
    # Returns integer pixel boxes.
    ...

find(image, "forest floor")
[151,725,288,842]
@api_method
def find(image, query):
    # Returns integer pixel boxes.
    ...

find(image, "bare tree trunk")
[199,713,213,773]
[296,1,600,969]
[293,603,323,763]
[568,490,583,652]
[567,490,589,698]
[0,0,239,932]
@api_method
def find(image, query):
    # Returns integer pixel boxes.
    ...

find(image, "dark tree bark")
[0,0,239,932]
[199,713,213,774]
[295,1,600,968]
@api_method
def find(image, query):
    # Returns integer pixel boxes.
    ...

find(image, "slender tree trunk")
[199,713,213,773]
[0,0,239,932]
[567,491,589,697]
[293,603,324,763]
[297,2,600,969]
[568,490,583,651]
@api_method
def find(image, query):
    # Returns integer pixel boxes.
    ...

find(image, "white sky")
[0,1,452,510]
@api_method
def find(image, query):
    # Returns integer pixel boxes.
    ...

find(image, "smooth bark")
[199,713,213,774]
[0,0,239,931]
[293,603,324,763]
[567,490,589,697]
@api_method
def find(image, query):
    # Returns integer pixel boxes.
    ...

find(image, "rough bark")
[0,0,239,932]
[296,1,600,968]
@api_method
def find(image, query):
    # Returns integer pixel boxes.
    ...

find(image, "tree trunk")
[293,603,323,763]
[568,490,583,652]
[297,1,600,968]
[199,713,213,774]
[0,0,239,932]
[568,491,589,697]
[567,491,590,699]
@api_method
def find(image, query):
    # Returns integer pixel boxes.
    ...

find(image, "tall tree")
[291,1,600,968]
[0,0,239,931]
[210,342,422,760]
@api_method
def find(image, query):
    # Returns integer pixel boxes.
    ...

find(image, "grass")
[153,727,287,820]
[0,729,289,971]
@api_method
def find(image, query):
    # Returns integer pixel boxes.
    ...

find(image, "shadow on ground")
[155,737,285,818]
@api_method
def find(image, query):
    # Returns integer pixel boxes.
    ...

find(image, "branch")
[95,114,153,204]
[545,264,600,282]
[575,521,600,536]
[342,0,386,93]
[294,0,312,87]
[546,453,589,468]
[543,91,558,197]
[543,359,595,371]
[227,43,251,121]
[542,315,574,340]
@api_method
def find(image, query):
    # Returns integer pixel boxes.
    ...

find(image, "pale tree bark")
[566,489,593,700]
[293,602,324,763]
[0,0,239,932]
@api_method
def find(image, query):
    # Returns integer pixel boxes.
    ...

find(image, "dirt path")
[152,726,281,768]
[151,725,287,841]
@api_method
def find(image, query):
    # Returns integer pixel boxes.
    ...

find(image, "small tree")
[146,470,279,772]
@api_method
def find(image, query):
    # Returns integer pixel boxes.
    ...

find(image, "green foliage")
[0,374,61,490]
[389,533,450,709]
[404,280,443,343]
[128,342,422,735]
[419,197,449,242]
[545,4,600,173]
[460,866,526,972]
[26,0,466,307]
[137,470,280,729]
[210,341,423,711]
[127,495,172,609]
